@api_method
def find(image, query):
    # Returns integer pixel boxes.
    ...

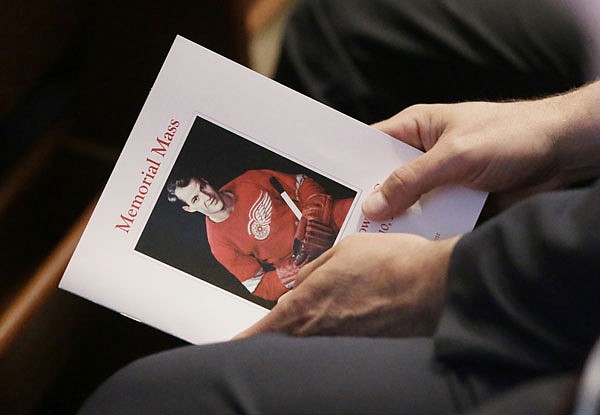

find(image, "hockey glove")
[292,194,337,266]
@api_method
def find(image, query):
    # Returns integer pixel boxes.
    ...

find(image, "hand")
[235,233,459,339]
[276,259,300,289]
[293,193,337,266]
[293,217,337,266]
[363,86,600,220]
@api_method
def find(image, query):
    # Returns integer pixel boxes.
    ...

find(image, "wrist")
[411,234,461,334]
[431,234,461,275]
[546,81,600,186]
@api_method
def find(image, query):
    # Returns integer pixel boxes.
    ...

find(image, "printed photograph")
[136,115,357,308]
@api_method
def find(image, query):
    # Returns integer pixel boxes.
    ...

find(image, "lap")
[78,334,480,414]
[276,0,590,123]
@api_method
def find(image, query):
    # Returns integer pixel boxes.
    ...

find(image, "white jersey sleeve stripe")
[295,174,306,199]
[241,272,264,293]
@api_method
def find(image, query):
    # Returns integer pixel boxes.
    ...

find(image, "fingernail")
[363,191,390,217]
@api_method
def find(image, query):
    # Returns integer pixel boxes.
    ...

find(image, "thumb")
[372,116,425,150]
[362,148,455,219]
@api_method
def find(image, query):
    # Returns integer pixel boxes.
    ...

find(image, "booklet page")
[60,36,487,344]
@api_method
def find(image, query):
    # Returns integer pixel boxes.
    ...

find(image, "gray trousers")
[275,0,590,123]
[79,334,578,414]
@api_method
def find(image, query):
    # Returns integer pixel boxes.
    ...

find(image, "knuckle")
[441,136,468,155]
[339,232,361,247]
[442,139,477,168]
[387,164,418,194]
[405,103,429,113]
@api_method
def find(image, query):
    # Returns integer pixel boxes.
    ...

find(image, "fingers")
[372,104,440,150]
[293,247,330,286]
[233,248,334,340]
[362,148,457,219]
[232,292,298,340]
[278,273,296,288]
[365,105,460,219]
[233,273,316,339]
[372,118,423,150]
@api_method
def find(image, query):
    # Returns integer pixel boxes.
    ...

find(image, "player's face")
[175,178,225,215]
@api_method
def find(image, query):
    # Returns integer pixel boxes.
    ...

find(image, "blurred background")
[0,1,296,413]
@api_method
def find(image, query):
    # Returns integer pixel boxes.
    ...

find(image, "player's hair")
[166,178,192,203]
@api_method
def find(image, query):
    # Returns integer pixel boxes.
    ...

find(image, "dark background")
[136,115,356,309]
[0,2,291,414]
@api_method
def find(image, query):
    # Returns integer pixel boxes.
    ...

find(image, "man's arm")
[436,179,600,373]
[363,80,600,219]
[267,170,326,203]
[251,270,289,301]
[269,171,339,267]
[235,232,458,338]
[236,84,600,338]
[209,239,288,301]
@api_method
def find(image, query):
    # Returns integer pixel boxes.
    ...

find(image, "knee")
[77,347,228,414]
[77,355,173,414]
[77,337,286,415]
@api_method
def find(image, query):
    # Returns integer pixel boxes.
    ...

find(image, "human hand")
[235,233,459,339]
[293,193,337,266]
[362,92,599,220]
[276,260,300,289]
[292,217,337,266]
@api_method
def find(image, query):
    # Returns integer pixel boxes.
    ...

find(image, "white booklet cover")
[60,36,487,344]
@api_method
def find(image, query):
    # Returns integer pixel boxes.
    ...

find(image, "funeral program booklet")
[59,36,487,344]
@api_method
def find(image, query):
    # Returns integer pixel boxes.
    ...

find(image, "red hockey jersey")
[206,169,352,301]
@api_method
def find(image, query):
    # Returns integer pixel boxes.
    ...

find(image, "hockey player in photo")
[167,169,353,301]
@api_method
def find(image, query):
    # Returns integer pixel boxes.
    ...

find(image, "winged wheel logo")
[247,191,272,240]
